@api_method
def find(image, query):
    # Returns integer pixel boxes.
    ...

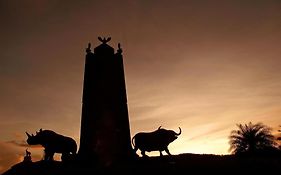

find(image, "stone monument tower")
[78,37,133,167]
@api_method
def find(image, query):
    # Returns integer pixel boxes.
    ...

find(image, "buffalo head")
[157,126,182,143]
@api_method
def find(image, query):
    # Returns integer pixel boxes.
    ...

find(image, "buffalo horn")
[176,127,182,135]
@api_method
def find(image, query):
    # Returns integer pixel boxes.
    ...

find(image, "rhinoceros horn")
[158,126,162,130]
[26,132,31,138]
[175,127,182,136]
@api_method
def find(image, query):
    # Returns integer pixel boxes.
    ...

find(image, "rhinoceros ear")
[39,128,43,132]
[26,132,31,138]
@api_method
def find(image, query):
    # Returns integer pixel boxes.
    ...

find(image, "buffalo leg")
[133,146,138,153]
[133,147,139,157]
[159,151,163,157]
[164,148,171,156]
[141,150,148,157]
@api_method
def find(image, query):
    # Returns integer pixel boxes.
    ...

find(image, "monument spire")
[79,37,133,167]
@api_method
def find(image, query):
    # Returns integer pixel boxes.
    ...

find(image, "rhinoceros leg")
[61,152,72,161]
[164,148,171,156]
[44,149,54,161]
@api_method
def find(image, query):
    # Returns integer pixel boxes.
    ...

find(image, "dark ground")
[2,153,281,175]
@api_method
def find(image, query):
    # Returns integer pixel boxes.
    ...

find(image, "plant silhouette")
[229,122,276,154]
[23,149,32,162]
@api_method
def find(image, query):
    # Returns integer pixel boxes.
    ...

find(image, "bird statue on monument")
[98,37,111,44]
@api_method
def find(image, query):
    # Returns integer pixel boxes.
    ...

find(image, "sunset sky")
[0,0,281,172]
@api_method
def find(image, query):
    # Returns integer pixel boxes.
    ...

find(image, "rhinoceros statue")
[26,129,77,161]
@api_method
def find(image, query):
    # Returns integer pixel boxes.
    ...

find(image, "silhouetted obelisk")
[78,37,133,167]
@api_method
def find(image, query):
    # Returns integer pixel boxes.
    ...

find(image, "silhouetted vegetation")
[229,122,277,155]
[23,149,32,162]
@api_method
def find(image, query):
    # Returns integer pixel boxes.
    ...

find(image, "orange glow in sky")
[0,0,281,173]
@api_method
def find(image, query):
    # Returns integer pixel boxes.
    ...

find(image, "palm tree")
[229,122,276,154]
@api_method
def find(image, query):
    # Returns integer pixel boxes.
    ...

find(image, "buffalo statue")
[132,126,181,157]
[26,129,77,161]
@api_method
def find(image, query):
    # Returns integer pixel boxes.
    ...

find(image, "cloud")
[0,141,22,173]
[0,138,44,174]
[6,140,28,147]
[6,140,42,148]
